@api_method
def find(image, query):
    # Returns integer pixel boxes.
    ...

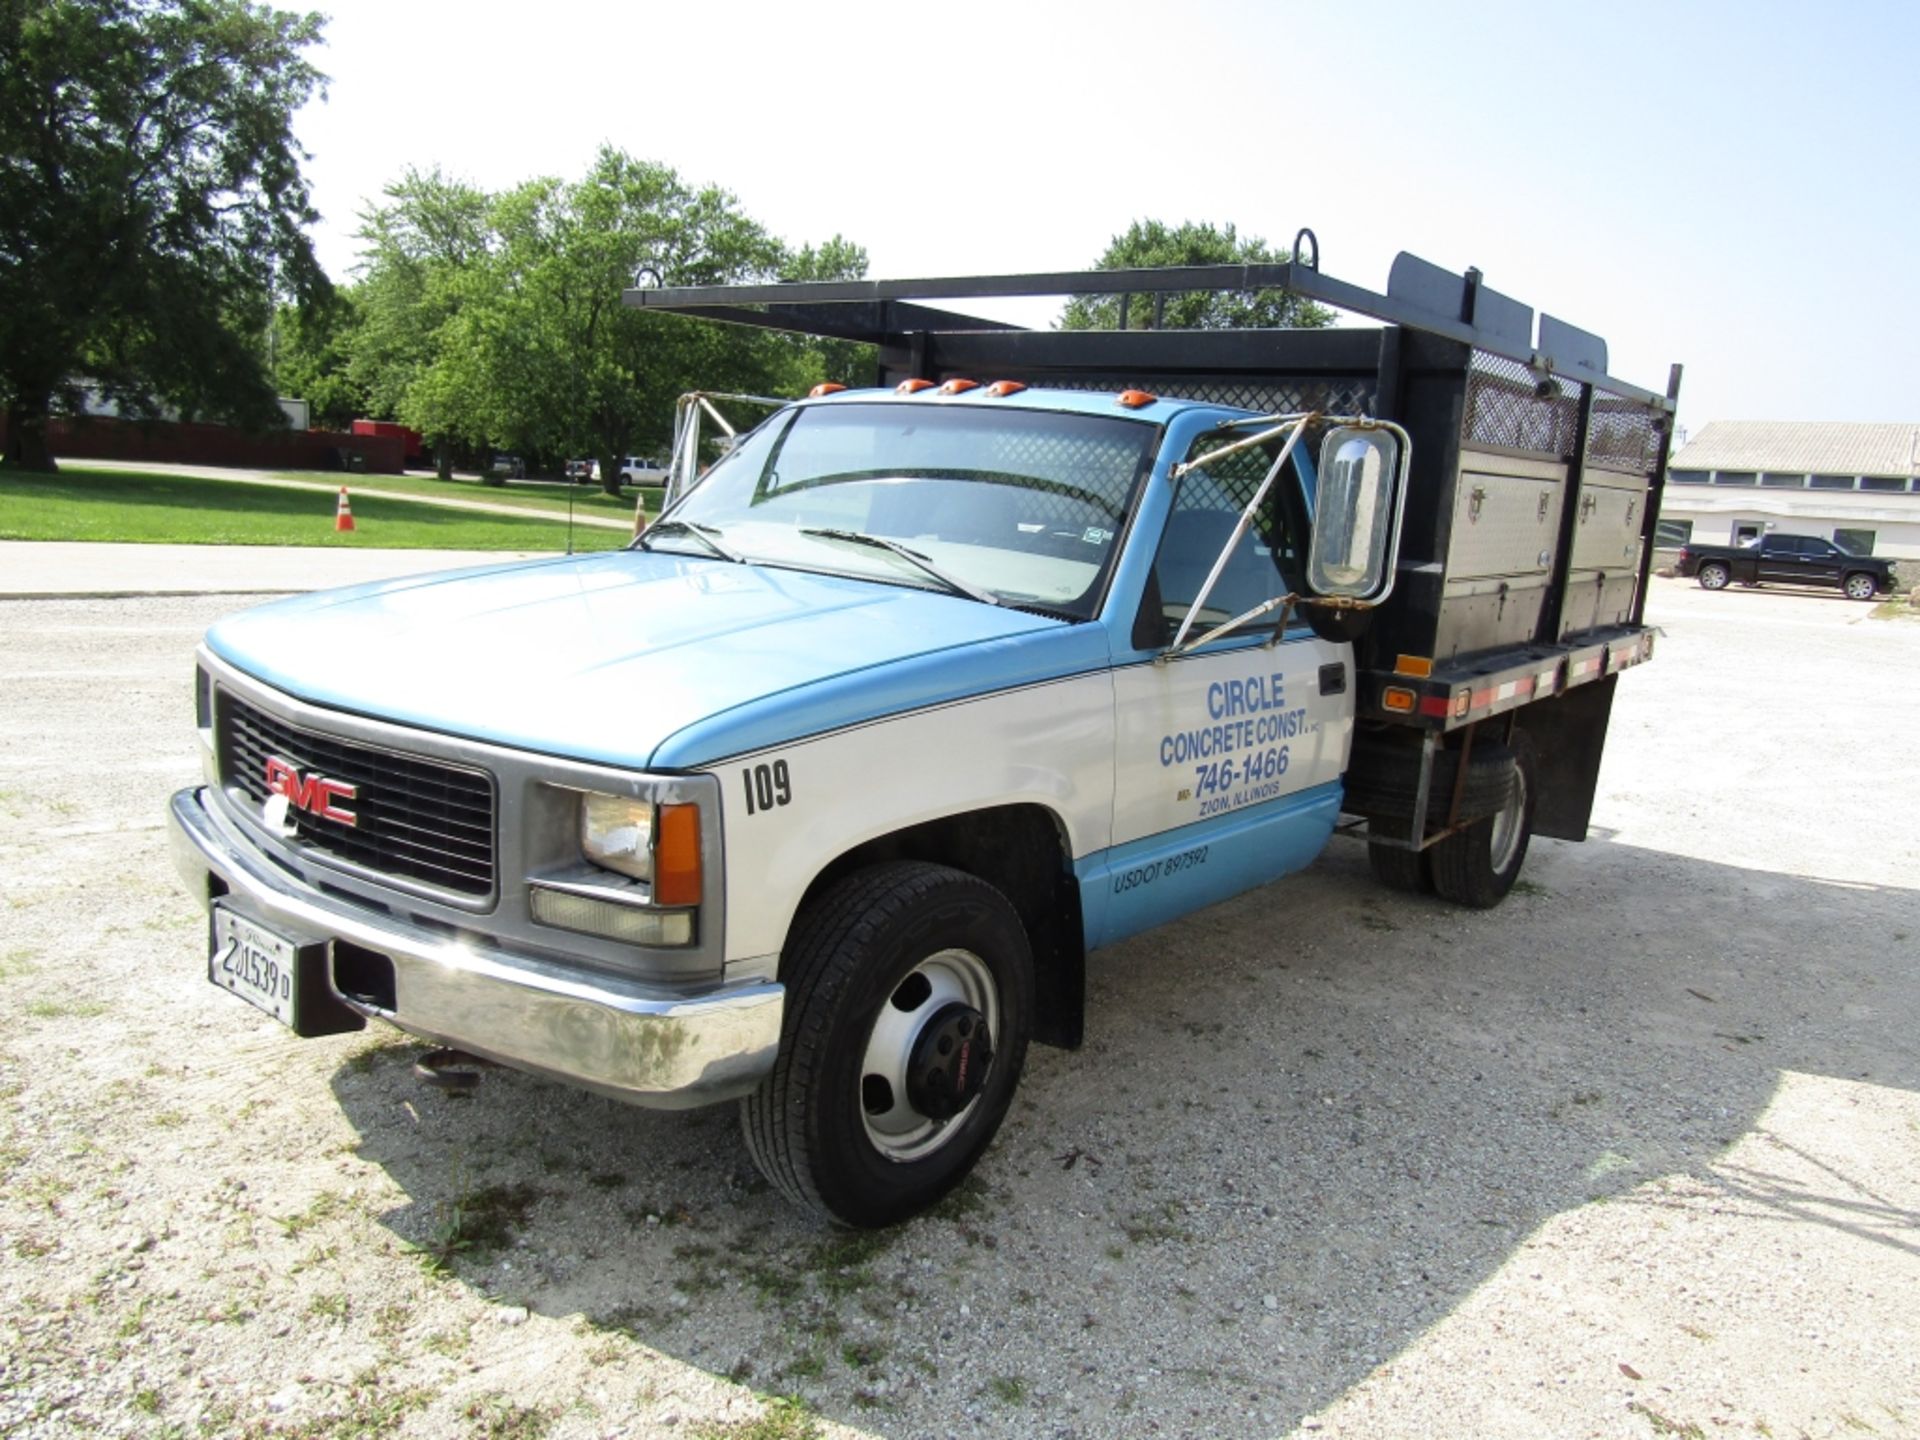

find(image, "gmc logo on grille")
[264,756,358,827]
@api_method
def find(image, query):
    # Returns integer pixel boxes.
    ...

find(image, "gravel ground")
[1,577,1916,1440]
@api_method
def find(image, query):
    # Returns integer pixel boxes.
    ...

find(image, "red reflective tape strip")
[1418,696,1451,718]
[1471,688,1495,710]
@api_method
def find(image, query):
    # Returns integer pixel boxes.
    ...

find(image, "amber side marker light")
[985,380,1027,397]
[1394,655,1433,678]
[653,804,702,907]
[1382,687,1417,714]
[895,378,935,394]
[938,378,979,395]
[1116,389,1157,409]
[808,382,848,397]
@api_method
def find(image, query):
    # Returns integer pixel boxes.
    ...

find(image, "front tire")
[742,862,1034,1228]
[1429,738,1536,908]
[1843,571,1878,601]
[1697,562,1730,591]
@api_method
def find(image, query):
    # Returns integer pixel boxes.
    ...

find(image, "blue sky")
[292,0,1920,436]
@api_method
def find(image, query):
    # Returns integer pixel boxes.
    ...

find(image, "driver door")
[1099,430,1353,946]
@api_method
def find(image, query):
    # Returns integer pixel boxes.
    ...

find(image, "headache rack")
[626,240,1682,845]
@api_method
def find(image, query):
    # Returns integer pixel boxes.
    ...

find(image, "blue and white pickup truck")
[171,253,1679,1226]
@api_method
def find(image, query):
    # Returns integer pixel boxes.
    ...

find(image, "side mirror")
[1306,425,1407,602]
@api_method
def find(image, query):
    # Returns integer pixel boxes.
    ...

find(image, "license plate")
[210,907,300,1027]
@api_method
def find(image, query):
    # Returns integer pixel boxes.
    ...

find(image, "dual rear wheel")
[1365,738,1537,909]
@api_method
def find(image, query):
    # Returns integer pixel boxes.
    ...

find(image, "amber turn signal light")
[653,804,702,907]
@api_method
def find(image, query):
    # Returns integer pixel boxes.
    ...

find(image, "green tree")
[1059,220,1334,332]
[272,291,365,431]
[342,151,866,491]
[779,234,877,393]
[348,168,494,478]
[459,147,865,496]
[0,0,329,471]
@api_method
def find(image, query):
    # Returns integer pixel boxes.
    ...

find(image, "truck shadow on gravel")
[331,835,1920,1437]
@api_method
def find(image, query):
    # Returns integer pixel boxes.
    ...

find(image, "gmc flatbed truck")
[170,245,1680,1226]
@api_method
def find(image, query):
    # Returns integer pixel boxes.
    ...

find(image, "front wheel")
[742,862,1034,1228]
[1429,738,1536,908]
[1697,562,1731,591]
[1843,572,1879,601]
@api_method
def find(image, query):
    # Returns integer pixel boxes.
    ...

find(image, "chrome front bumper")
[169,786,782,1109]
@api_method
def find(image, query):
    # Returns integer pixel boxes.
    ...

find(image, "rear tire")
[1367,839,1432,894]
[1697,562,1730,591]
[1343,736,1518,825]
[1429,737,1536,908]
[742,862,1033,1228]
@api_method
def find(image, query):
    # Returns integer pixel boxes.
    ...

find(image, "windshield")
[654,401,1156,618]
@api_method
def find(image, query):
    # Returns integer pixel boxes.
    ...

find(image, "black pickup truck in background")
[1675,534,1897,600]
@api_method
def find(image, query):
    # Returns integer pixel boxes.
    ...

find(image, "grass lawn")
[271,469,664,519]
[0,468,629,550]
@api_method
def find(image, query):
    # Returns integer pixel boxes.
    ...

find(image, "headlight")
[580,793,653,881]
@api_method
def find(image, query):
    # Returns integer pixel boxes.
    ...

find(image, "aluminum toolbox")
[1560,460,1651,639]
[1444,455,1568,578]
[1432,451,1567,661]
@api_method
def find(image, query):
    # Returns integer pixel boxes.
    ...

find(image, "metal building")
[1658,421,1920,558]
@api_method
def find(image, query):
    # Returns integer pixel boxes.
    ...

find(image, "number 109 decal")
[741,760,793,816]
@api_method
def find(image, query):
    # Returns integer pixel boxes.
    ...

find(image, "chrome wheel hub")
[1489,763,1528,873]
[860,949,999,1162]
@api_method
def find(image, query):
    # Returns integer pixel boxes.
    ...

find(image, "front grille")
[218,691,496,898]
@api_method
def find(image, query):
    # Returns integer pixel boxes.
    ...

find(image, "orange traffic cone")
[335,486,356,533]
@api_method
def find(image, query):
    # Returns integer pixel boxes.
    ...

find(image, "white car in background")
[589,456,669,486]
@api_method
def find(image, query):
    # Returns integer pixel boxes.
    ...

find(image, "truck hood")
[205,551,1107,769]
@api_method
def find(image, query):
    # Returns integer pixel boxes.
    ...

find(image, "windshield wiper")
[800,528,1000,606]
[638,519,742,563]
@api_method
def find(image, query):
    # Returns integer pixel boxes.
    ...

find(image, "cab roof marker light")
[895,379,935,395]
[808,382,848,398]
[984,380,1027,397]
[937,378,979,395]
[1116,389,1157,409]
